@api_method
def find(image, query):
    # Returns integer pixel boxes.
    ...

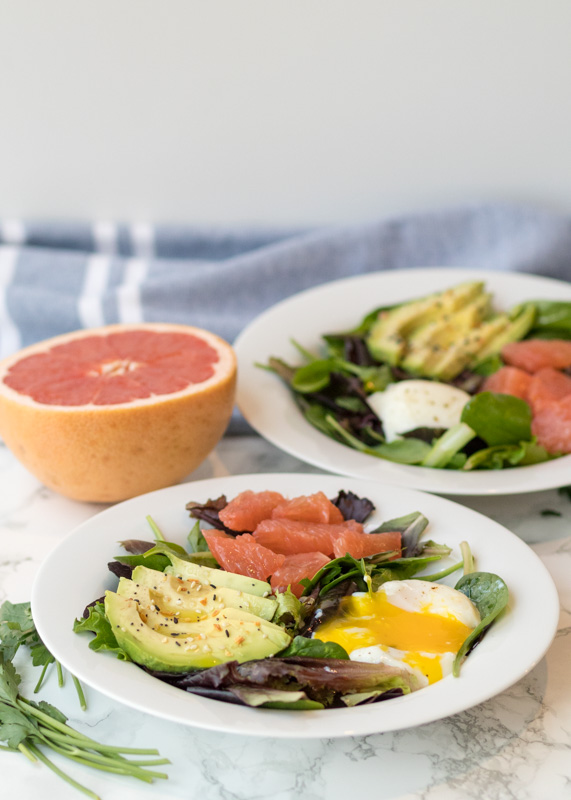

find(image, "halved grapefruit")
[0,323,237,502]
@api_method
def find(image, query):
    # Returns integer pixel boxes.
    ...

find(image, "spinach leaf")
[528,300,571,336]
[278,636,349,660]
[452,572,509,676]
[472,354,504,376]
[461,392,532,446]
[291,359,339,393]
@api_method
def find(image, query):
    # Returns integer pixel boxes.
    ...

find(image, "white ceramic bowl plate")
[234,268,571,495]
[32,473,559,739]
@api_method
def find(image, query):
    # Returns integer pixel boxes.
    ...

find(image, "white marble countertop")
[1,434,570,800]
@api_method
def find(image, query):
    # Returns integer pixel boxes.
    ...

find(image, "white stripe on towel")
[93,221,118,256]
[131,223,155,259]
[117,258,148,324]
[0,219,26,246]
[78,254,111,329]
[0,246,22,357]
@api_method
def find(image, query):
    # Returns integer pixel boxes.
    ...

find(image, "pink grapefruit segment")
[0,323,237,502]
[331,529,402,560]
[203,530,286,582]
[270,552,331,597]
[218,490,285,532]
[252,518,364,557]
[526,368,571,414]
[270,491,344,524]
[501,339,571,373]
[481,365,531,400]
[531,395,571,454]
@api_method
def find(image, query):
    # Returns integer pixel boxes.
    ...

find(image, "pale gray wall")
[1,0,570,226]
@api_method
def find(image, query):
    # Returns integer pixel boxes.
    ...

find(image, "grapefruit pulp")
[0,323,237,502]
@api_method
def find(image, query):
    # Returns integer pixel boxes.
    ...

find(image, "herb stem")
[146,515,166,542]
[420,560,464,582]
[56,660,64,687]
[18,741,38,762]
[44,738,169,780]
[33,661,51,693]
[25,741,101,800]
[72,674,87,711]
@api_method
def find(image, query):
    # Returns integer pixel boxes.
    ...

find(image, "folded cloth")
[1,203,570,432]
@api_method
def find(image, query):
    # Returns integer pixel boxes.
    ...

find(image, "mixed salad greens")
[74,489,509,711]
[263,282,571,471]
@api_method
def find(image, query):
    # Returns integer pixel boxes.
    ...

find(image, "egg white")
[367,380,471,442]
[315,580,481,688]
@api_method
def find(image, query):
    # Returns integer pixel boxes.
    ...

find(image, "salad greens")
[453,572,510,677]
[74,491,509,711]
[263,291,571,471]
[0,600,169,799]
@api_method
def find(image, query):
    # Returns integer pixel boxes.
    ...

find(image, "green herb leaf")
[461,392,532,447]
[453,572,509,676]
[73,602,130,660]
[278,636,350,660]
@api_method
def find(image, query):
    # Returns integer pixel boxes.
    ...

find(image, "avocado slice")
[118,566,277,621]
[473,303,537,364]
[401,293,492,375]
[105,592,292,672]
[164,553,271,597]
[428,315,510,381]
[366,281,485,366]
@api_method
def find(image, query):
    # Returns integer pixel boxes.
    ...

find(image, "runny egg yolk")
[314,583,479,686]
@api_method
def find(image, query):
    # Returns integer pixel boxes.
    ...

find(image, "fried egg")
[314,579,480,688]
[367,380,471,442]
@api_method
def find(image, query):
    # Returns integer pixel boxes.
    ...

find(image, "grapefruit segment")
[501,339,571,373]
[270,491,344,524]
[531,395,571,454]
[253,518,364,557]
[481,366,531,400]
[218,490,286,532]
[270,552,331,597]
[203,530,286,582]
[527,368,571,414]
[331,529,402,559]
[0,323,237,502]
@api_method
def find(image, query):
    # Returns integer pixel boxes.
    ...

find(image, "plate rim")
[234,267,571,496]
[31,472,560,739]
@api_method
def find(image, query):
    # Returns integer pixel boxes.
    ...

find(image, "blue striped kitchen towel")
[1,203,570,432]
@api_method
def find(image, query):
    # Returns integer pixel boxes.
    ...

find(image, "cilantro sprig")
[0,600,170,798]
[0,600,85,703]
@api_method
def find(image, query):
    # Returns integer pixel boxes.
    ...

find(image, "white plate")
[31,473,559,739]
[235,267,571,495]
